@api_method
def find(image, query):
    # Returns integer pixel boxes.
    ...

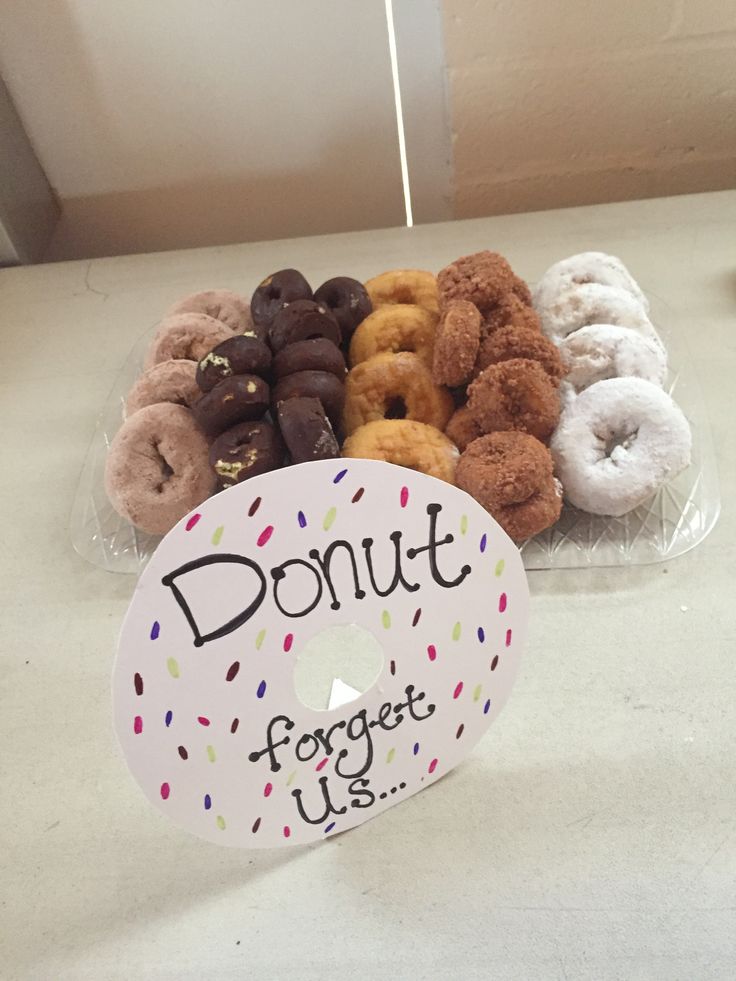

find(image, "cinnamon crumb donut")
[364,269,439,315]
[432,300,482,387]
[456,432,562,541]
[445,405,483,452]
[476,325,565,385]
[483,292,542,337]
[467,358,560,442]
[342,419,459,484]
[511,275,533,306]
[437,251,516,315]
[349,305,438,368]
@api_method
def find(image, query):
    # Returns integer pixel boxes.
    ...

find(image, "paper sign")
[113,459,529,847]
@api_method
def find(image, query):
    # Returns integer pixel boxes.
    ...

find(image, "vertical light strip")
[384,0,414,227]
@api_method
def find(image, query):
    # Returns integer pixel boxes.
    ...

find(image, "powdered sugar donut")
[551,378,691,516]
[125,359,200,417]
[538,283,657,344]
[559,324,667,393]
[166,289,254,335]
[145,314,233,370]
[533,252,648,312]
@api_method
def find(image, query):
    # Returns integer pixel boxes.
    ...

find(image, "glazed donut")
[105,403,214,535]
[483,292,541,337]
[342,419,459,483]
[145,314,233,369]
[550,377,691,516]
[445,405,483,452]
[476,325,564,384]
[432,300,482,387]
[456,432,562,541]
[437,251,516,315]
[344,351,454,435]
[467,358,560,442]
[364,269,439,315]
[538,283,657,344]
[349,305,438,368]
[125,359,199,417]
[559,324,667,393]
[533,251,649,312]
[166,289,254,335]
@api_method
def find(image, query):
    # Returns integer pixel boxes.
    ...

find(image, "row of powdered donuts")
[105,275,372,535]
[533,253,692,517]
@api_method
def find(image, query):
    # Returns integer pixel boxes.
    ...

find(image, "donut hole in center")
[153,443,174,493]
[293,624,385,712]
[385,396,407,420]
[601,426,639,461]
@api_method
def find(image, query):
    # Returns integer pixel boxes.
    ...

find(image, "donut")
[467,358,560,442]
[344,351,454,436]
[196,335,272,392]
[313,276,372,340]
[250,269,313,328]
[551,377,691,516]
[475,325,564,384]
[456,432,562,541]
[432,300,482,387]
[272,370,346,429]
[276,397,340,463]
[125,359,199,417]
[511,275,533,306]
[437,251,516,315]
[145,314,233,369]
[209,420,284,488]
[342,419,459,483]
[537,283,657,344]
[445,405,483,452]
[533,251,648,312]
[166,289,254,334]
[272,338,346,381]
[364,269,439,315]
[559,324,667,393]
[349,305,438,368]
[105,403,214,535]
[482,292,541,337]
[269,300,341,353]
[192,375,270,436]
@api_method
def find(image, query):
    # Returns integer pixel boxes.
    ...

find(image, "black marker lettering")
[308,541,365,611]
[348,778,376,809]
[292,776,348,825]
[407,503,472,588]
[334,709,373,780]
[295,733,320,762]
[247,715,294,772]
[403,684,436,722]
[271,559,323,618]
[369,699,404,731]
[362,531,419,596]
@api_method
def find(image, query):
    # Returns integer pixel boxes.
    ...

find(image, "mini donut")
[209,420,284,488]
[343,351,454,436]
[269,300,341,352]
[445,405,483,452]
[125,359,199,417]
[456,432,562,541]
[437,251,516,315]
[432,300,482,387]
[364,269,439,315]
[313,276,372,340]
[538,283,657,344]
[349,305,438,368]
[475,325,565,384]
[105,403,214,536]
[483,292,541,337]
[467,358,560,442]
[166,289,254,334]
[550,377,692,516]
[559,324,667,393]
[533,251,648,312]
[342,419,459,484]
[251,269,313,328]
[272,370,346,429]
[196,334,272,392]
[273,338,346,380]
[193,375,270,436]
[276,397,340,463]
[511,275,533,306]
[145,314,233,369]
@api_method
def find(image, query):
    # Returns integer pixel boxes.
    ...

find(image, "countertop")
[2,191,735,981]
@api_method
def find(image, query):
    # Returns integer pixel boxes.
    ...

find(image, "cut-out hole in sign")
[293,623,385,711]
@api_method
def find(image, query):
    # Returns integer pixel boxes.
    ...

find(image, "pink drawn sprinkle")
[499,592,507,613]
[505,629,512,647]
[257,525,274,547]
[428,759,438,774]
[400,486,409,508]
[197,716,210,727]
[283,633,294,653]
[160,782,170,800]
[264,782,273,798]
[185,513,201,531]
[133,715,143,734]
[427,644,437,662]
[315,757,329,772]
[283,825,291,838]
[453,681,463,699]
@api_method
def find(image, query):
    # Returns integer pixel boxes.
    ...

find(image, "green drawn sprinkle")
[495,559,505,577]
[166,657,180,679]
[286,770,297,787]
[207,745,216,763]
[386,748,395,764]
[473,683,482,702]
[216,815,226,830]
[211,525,224,546]
[255,629,266,650]
[452,621,462,641]
[460,515,468,535]
[323,506,337,531]
[382,610,391,629]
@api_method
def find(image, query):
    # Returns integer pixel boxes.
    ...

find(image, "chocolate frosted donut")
[272,338,346,380]
[196,335,272,392]
[251,269,313,328]
[269,300,341,353]
[105,403,214,535]
[125,359,200,417]
[277,397,340,463]
[145,314,233,369]
[272,370,346,429]
[193,375,270,435]
[167,289,253,334]
[313,276,372,341]
[209,420,284,487]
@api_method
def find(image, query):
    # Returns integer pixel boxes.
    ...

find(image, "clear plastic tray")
[70,295,720,575]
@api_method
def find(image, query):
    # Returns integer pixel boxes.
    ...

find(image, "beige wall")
[442,0,736,217]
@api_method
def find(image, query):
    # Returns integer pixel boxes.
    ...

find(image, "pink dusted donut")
[550,377,691,517]
[166,289,260,338]
[145,314,233,370]
[125,359,200,417]
[105,403,215,535]
[559,324,667,393]
[533,251,648,312]
[537,283,657,344]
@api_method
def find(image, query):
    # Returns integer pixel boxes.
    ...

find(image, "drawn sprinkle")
[198,716,210,727]
[453,681,464,699]
[207,745,216,763]
[460,514,468,535]
[351,487,365,503]
[255,628,266,650]
[480,533,487,553]
[264,782,273,798]
[477,626,485,643]
[256,679,267,698]
[230,718,239,734]
[134,673,143,696]
[257,525,274,547]
[286,770,297,787]
[150,621,160,640]
[412,608,422,627]
[491,655,499,671]
[165,710,173,727]
[427,644,437,662]
[226,661,240,682]
[333,468,348,484]
[216,815,226,830]
[283,633,294,653]
[298,510,307,528]
[382,610,391,629]
[506,629,513,647]
[166,657,180,679]
[178,745,188,760]
[316,757,329,772]
[252,817,261,833]
[323,506,337,531]
[413,742,419,755]
[456,723,465,739]
[133,716,143,734]
[495,558,505,577]
[473,683,482,702]
[248,496,261,517]
[204,794,211,810]
[400,486,409,508]
[499,593,508,613]
[428,759,438,774]
[211,525,224,546]
[160,782,170,800]
[324,822,335,834]
[386,748,395,764]
[390,659,396,676]
[452,621,461,641]
[185,513,201,531]
[483,698,491,714]
[283,826,291,838]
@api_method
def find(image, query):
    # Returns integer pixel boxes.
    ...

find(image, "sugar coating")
[166,289,252,333]
[537,283,657,344]
[125,359,200,417]
[533,251,649,313]
[559,324,667,393]
[145,313,233,369]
